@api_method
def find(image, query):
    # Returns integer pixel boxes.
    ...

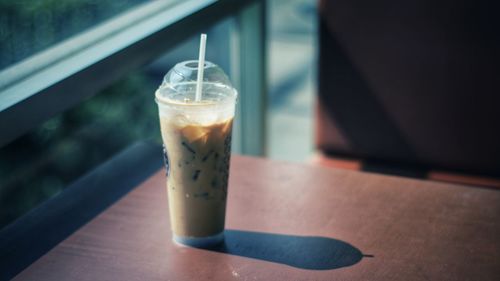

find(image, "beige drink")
[159,117,233,238]
[155,60,237,247]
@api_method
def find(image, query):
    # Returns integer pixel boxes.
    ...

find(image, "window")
[0,0,156,70]
[0,0,266,229]
[266,0,316,162]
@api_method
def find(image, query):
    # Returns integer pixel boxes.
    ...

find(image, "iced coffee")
[155,60,237,247]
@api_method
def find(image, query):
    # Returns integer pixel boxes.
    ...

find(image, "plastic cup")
[155,60,237,247]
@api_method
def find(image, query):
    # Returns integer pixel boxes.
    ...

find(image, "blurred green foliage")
[0,70,162,229]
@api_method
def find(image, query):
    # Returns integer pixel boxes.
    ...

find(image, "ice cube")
[182,125,208,143]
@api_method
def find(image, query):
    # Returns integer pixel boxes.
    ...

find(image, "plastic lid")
[155,60,237,106]
[163,60,232,87]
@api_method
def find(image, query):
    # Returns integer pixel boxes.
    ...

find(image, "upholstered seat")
[315,0,500,186]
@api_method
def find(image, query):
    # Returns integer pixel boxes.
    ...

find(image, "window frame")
[0,0,266,155]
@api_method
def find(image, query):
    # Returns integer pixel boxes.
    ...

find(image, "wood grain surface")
[14,156,500,280]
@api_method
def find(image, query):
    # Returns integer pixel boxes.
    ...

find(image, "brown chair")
[314,0,500,187]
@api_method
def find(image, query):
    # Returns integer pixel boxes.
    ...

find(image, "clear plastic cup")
[155,60,237,247]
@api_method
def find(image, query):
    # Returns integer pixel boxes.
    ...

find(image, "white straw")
[195,33,207,102]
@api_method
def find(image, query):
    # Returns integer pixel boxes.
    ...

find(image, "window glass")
[0,0,152,70]
[267,0,317,162]
[0,18,232,229]
[0,71,160,228]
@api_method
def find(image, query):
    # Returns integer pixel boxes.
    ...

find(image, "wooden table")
[13,156,500,280]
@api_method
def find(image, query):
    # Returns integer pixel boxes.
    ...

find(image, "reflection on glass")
[0,71,160,228]
[0,0,148,69]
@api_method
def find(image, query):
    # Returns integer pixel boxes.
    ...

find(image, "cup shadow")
[198,229,366,270]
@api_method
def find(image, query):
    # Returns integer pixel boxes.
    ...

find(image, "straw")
[195,33,207,102]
